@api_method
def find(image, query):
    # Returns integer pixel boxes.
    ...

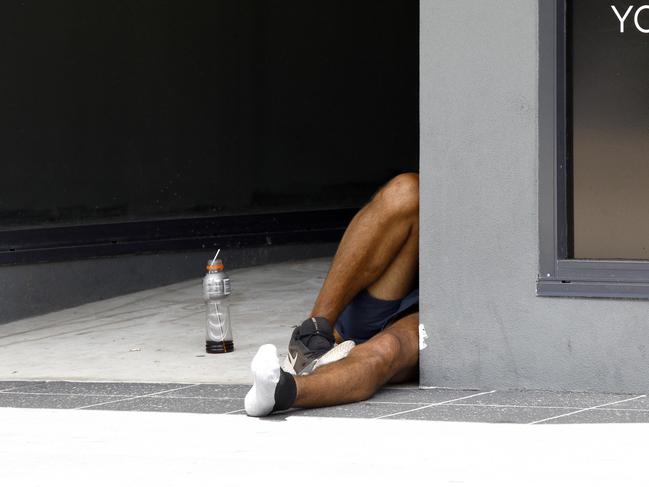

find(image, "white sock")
[245,344,281,417]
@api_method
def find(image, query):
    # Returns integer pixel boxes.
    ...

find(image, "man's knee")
[366,332,402,375]
[345,333,402,401]
[375,172,419,217]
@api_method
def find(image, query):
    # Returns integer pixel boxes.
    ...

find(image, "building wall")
[419,0,649,393]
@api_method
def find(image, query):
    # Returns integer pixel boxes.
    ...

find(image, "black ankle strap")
[298,317,334,342]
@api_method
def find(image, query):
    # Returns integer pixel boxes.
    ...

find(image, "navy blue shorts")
[334,288,419,344]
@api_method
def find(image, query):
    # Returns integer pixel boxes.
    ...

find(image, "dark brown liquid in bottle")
[206,340,234,354]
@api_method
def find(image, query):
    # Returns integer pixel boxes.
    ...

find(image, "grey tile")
[543,408,649,424]
[275,401,417,419]
[13,381,191,397]
[157,384,249,399]
[84,396,245,414]
[369,388,488,405]
[380,383,419,390]
[387,404,578,423]
[0,381,43,392]
[456,390,636,409]
[0,393,130,409]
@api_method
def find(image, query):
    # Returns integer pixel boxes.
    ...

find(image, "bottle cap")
[206,258,224,271]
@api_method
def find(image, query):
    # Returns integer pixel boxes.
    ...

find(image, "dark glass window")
[571,0,649,260]
[538,0,649,299]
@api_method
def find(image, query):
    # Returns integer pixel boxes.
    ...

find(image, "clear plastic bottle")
[203,257,233,353]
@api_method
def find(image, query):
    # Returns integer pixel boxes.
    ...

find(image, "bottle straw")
[211,249,221,266]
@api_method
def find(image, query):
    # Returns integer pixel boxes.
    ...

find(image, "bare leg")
[311,173,419,326]
[293,312,419,408]
[245,174,420,416]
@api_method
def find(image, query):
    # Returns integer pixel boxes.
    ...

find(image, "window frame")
[537,0,649,299]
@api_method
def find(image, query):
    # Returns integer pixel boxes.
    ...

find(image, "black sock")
[272,369,297,412]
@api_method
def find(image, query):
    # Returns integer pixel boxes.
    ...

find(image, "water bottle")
[203,255,233,354]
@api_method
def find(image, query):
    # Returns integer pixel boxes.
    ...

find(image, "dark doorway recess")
[0,1,419,264]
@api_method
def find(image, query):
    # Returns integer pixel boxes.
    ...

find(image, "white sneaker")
[281,340,356,375]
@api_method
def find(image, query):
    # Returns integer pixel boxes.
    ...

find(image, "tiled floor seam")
[365,401,579,410]
[0,391,141,398]
[75,384,200,410]
[441,403,582,411]
[0,392,246,400]
[367,401,438,406]
[158,395,246,400]
[599,407,649,412]
[224,409,245,415]
[529,394,647,425]
[373,390,498,420]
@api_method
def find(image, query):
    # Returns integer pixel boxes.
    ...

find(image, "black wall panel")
[0,1,418,231]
